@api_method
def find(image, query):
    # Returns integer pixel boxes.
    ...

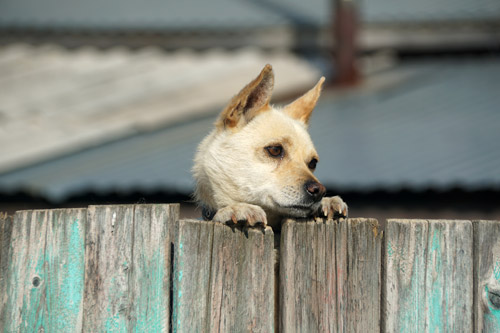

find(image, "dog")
[193,64,348,229]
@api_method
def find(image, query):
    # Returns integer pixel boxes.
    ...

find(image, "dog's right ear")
[216,64,274,130]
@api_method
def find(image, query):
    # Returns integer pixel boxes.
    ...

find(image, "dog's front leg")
[318,196,348,220]
[213,203,268,227]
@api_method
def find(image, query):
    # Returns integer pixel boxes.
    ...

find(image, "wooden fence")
[0,204,499,332]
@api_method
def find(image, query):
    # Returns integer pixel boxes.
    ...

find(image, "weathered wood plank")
[83,204,178,332]
[172,219,215,332]
[0,213,12,270]
[0,209,87,332]
[473,220,500,332]
[280,219,337,332]
[383,219,427,332]
[383,219,473,331]
[0,212,13,329]
[280,218,381,332]
[83,205,135,332]
[172,219,275,332]
[130,204,177,332]
[340,218,381,332]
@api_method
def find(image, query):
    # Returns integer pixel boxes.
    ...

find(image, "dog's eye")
[266,145,284,158]
[308,158,318,170]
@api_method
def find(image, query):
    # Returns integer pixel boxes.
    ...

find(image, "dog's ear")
[216,64,274,130]
[283,76,325,126]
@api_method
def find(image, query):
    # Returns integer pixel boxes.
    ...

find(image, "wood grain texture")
[83,204,178,332]
[83,205,134,332]
[131,204,178,332]
[280,218,381,332]
[0,213,13,330]
[280,219,337,332]
[0,213,12,275]
[383,219,473,332]
[0,209,87,332]
[2,207,493,332]
[173,219,275,332]
[340,218,382,332]
[473,220,500,332]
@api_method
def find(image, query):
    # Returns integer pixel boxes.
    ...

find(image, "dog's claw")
[212,203,268,227]
[318,196,348,221]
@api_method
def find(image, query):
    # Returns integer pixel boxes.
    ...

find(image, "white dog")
[193,65,347,229]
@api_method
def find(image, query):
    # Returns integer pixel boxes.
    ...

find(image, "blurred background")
[0,0,499,222]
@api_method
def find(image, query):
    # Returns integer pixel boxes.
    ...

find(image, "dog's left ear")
[216,64,274,130]
[283,76,325,126]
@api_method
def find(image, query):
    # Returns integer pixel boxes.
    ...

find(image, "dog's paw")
[212,203,268,227]
[318,196,348,220]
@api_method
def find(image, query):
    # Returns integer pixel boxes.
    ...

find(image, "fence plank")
[131,204,178,332]
[83,204,178,332]
[0,212,13,326]
[474,220,500,332]
[83,205,134,332]
[0,209,87,332]
[173,219,275,332]
[0,213,12,270]
[280,219,337,332]
[280,218,381,332]
[172,219,215,332]
[2,207,495,332]
[383,219,473,332]
[340,218,382,332]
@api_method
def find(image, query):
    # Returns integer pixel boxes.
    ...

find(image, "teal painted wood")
[383,219,473,332]
[82,204,178,332]
[172,219,214,332]
[130,204,177,332]
[0,209,87,332]
[383,220,427,332]
[473,220,500,332]
[173,219,275,332]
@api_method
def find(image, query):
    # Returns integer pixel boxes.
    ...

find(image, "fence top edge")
[9,203,181,216]
[472,219,500,224]
[386,218,479,224]
[13,207,88,216]
[87,203,180,209]
[282,217,378,225]
[179,218,273,235]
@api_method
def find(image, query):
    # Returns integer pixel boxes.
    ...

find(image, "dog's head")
[194,64,326,218]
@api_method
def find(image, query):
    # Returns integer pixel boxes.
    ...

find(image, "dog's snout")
[304,181,326,201]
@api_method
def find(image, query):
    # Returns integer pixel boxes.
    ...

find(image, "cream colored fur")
[193,65,347,229]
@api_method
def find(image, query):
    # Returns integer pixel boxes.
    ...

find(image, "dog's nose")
[304,181,326,201]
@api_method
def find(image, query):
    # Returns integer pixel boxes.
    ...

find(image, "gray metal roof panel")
[362,0,500,22]
[1,0,499,30]
[311,59,500,190]
[0,117,211,200]
[0,58,499,200]
[0,44,321,174]
[0,0,324,30]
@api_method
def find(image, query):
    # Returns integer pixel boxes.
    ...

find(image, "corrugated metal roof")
[0,56,499,201]
[1,0,499,30]
[0,0,325,30]
[312,58,500,190]
[0,44,321,173]
[0,117,208,200]
[363,0,500,22]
